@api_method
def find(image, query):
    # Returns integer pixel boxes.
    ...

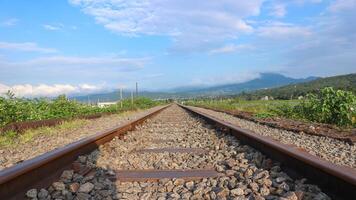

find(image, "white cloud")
[269,4,287,17]
[0,41,57,53]
[257,22,312,39]
[209,44,254,55]
[282,2,356,77]
[328,0,356,12]
[11,55,147,69]
[0,83,103,97]
[69,0,264,50]
[43,24,62,31]
[293,0,323,4]
[0,18,18,27]
[0,55,148,83]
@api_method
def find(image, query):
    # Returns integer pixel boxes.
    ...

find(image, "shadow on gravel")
[23,147,119,200]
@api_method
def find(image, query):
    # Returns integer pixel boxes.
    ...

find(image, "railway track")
[0,104,355,199]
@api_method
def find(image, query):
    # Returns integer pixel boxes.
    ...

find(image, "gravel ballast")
[0,106,164,170]
[26,105,330,200]
[189,106,356,169]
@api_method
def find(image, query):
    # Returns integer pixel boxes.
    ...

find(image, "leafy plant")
[185,87,355,127]
[273,87,356,127]
[0,95,161,129]
[253,112,276,119]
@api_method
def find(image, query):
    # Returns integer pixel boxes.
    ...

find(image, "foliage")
[253,112,276,119]
[273,87,356,126]
[185,87,356,127]
[185,98,298,115]
[0,95,161,128]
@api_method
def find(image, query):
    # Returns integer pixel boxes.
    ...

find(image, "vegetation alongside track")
[186,87,356,127]
[0,92,161,129]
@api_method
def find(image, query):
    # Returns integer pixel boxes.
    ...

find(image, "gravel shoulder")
[188,106,356,169]
[27,105,330,200]
[0,106,165,170]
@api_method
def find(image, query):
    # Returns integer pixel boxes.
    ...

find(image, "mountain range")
[72,73,319,102]
[238,73,355,100]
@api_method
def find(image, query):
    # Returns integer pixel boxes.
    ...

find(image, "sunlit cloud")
[69,0,263,51]
[209,44,254,55]
[43,24,62,31]
[0,83,104,97]
[0,18,18,27]
[0,41,57,53]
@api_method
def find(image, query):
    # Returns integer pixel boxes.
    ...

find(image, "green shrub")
[0,94,160,128]
[253,112,276,119]
[273,87,355,127]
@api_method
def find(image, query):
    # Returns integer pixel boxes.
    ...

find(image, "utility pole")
[131,90,134,106]
[120,88,123,108]
[135,82,138,97]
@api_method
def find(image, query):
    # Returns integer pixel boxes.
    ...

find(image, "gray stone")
[174,178,185,186]
[78,156,87,164]
[181,192,192,199]
[230,188,244,196]
[276,177,286,183]
[60,170,74,181]
[263,179,272,187]
[281,192,298,200]
[314,193,331,200]
[244,168,254,178]
[249,182,259,192]
[159,178,170,184]
[225,170,236,176]
[217,188,230,198]
[52,182,66,191]
[210,191,217,199]
[69,182,80,193]
[185,181,194,190]
[254,171,269,180]
[26,189,37,198]
[260,186,270,196]
[279,182,290,191]
[98,190,112,197]
[216,165,225,172]
[78,182,94,193]
[37,189,49,199]
[170,193,180,198]
[140,192,151,200]
[75,192,91,200]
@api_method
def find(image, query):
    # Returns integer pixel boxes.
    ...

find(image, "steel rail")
[0,104,171,200]
[180,105,356,200]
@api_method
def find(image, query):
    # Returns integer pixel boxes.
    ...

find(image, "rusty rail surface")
[0,104,170,200]
[180,105,356,200]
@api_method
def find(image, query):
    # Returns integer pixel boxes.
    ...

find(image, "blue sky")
[0,0,355,97]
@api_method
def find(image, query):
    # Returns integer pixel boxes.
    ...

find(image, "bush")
[0,94,161,128]
[273,87,356,127]
[253,112,276,119]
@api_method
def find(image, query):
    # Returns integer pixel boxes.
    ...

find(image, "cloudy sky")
[0,0,355,97]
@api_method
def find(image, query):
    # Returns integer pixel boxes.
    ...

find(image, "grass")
[0,119,87,148]
[185,88,356,128]
[185,99,300,117]
[0,109,141,148]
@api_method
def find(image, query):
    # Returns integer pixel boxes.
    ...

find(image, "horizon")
[1,0,356,97]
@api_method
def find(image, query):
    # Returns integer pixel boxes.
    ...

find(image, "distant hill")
[71,73,319,101]
[237,73,356,100]
[181,73,318,96]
